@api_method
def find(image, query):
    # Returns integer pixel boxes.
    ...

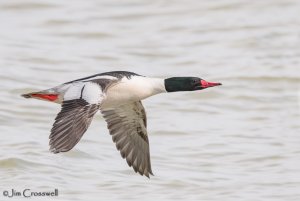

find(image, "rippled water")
[0,0,300,200]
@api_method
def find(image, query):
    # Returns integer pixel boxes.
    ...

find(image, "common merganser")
[22,71,221,178]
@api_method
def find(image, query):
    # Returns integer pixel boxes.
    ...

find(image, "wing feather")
[49,83,102,153]
[101,101,153,178]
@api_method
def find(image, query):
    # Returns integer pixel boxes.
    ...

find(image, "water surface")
[0,0,299,201]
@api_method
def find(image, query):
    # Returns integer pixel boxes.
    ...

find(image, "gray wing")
[49,99,99,153]
[101,101,153,178]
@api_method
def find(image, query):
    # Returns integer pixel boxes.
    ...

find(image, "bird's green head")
[164,77,221,92]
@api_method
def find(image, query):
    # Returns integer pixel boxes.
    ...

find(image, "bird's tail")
[21,92,35,99]
[21,91,59,102]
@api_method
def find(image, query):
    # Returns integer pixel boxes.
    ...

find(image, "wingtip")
[49,147,59,154]
[143,170,154,179]
[49,144,74,154]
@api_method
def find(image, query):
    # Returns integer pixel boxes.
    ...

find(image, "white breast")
[102,76,166,108]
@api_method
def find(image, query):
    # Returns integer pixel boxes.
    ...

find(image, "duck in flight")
[22,71,221,178]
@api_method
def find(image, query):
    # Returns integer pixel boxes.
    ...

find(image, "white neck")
[146,77,167,95]
[125,76,166,99]
[104,76,166,106]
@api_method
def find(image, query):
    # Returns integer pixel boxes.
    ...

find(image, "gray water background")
[0,0,300,200]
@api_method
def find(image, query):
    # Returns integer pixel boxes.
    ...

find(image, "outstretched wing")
[101,101,153,178]
[49,82,103,153]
